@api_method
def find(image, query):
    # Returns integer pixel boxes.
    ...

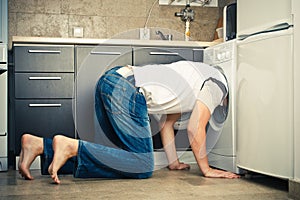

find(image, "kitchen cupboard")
[75,45,132,142]
[12,45,75,155]
[11,41,204,165]
[76,45,201,145]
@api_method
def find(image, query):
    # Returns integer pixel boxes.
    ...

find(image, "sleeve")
[197,80,224,114]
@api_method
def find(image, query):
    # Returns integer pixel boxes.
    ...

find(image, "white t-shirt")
[132,61,228,115]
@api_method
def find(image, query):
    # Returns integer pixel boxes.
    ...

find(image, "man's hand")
[204,167,240,179]
[168,162,191,170]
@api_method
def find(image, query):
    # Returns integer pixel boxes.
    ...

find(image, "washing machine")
[203,39,240,173]
[151,40,241,174]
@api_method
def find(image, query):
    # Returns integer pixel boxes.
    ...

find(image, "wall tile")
[61,0,105,16]
[102,0,147,18]
[9,0,61,14]
[106,17,145,39]
[16,13,68,38]
[8,0,231,43]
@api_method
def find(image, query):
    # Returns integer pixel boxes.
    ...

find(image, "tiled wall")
[8,0,236,45]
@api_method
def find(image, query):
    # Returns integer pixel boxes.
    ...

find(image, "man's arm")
[160,114,190,170]
[187,100,240,178]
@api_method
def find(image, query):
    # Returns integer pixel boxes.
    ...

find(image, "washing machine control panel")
[204,40,236,65]
[214,41,235,63]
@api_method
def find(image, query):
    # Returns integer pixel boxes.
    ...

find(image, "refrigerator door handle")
[238,22,293,40]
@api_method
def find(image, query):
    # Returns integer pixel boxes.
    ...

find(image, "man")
[19,61,240,184]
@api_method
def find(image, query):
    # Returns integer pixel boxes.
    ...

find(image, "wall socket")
[139,28,150,40]
[73,27,84,38]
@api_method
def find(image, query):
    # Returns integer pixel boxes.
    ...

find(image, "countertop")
[12,36,222,48]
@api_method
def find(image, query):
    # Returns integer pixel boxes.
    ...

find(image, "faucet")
[174,3,195,23]
[155,30,173,41]
[175,3,195,41]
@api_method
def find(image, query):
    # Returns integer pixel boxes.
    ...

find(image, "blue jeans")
[41,66,154,179]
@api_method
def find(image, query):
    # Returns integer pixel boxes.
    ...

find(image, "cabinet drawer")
[14,45,74,72]
[15,73,74,98]
[133,47,193,66]
[76,45,132,70]
[14,99,75,154]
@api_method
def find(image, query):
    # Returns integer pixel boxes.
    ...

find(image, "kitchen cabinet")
[75,45,132,142]
[10,40,204,165]
[76,45,201,147]
[12,44,75,155]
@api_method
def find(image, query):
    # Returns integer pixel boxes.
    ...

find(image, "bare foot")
[48,135,78,184]
[204,168,240,179]
[18,134,43,180]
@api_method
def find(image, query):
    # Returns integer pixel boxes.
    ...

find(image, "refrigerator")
[293,0,300,181]
[236,0,298,179]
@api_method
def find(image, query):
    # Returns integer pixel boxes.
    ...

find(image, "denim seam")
[74,140,83,178]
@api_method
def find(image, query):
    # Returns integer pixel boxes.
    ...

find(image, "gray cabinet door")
[15,73,74,98]
[14,99,75,154]
[133,47,193,66]
[75,45,132,142]
[14,45,74,72]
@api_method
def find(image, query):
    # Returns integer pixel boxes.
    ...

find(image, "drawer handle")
[149,52,179,56]
[29,77,62,80]
[28,50,61,54]
[90,51,121,55]
[29,104,62,107]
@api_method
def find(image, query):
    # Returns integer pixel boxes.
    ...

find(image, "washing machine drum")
[210,104,229,129]
[173,103,229,131]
